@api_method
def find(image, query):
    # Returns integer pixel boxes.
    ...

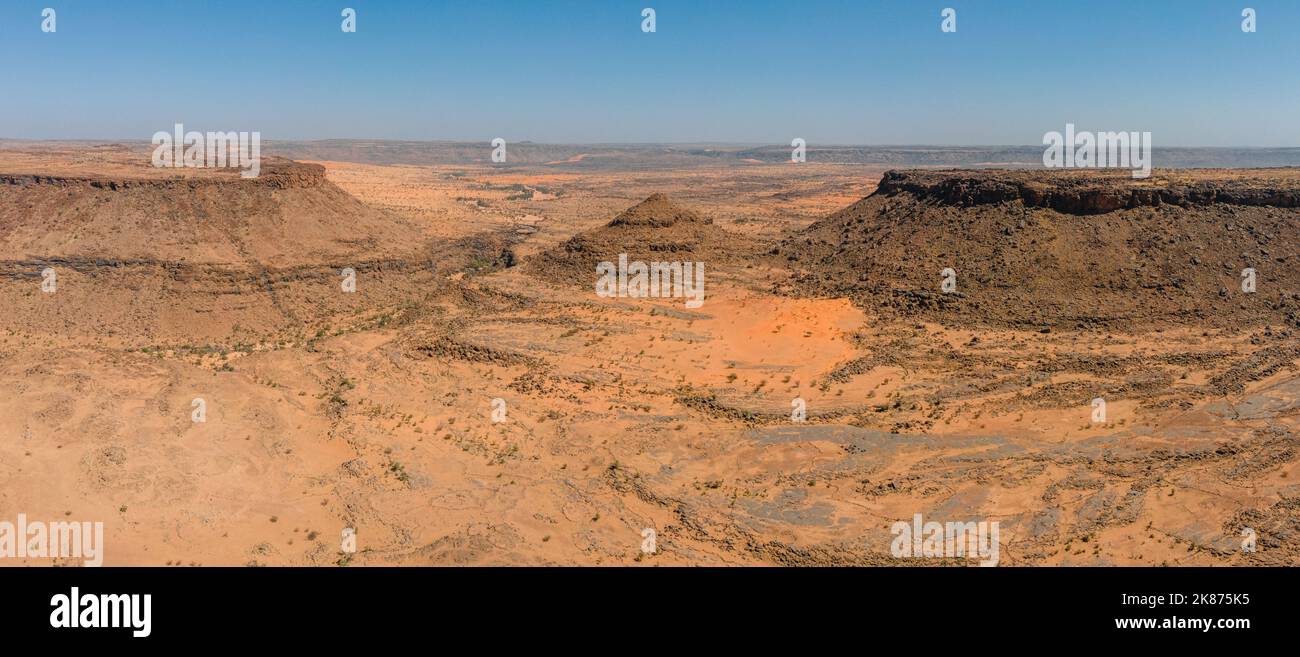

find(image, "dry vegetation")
[1,142,1296,566]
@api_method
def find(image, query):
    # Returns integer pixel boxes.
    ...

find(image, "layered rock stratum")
[780,168,1300,330]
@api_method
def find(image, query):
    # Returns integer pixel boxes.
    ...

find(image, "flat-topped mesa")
[0,158,326,191]
[781,168,1300,331]
[0,157,424,268]
[875,168,1300,214]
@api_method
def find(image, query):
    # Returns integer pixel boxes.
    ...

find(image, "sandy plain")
[0,142,1295,566]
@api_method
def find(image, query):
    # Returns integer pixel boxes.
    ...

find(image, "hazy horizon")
[6,137,1300,150]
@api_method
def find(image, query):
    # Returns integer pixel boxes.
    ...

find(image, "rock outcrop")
[779,168,1300,330]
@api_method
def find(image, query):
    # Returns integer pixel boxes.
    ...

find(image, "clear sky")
[2,0,1298,145]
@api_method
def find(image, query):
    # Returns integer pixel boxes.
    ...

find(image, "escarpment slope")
[779,168,1300,330]
[0,159,424,267]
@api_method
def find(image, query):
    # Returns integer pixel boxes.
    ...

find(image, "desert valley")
[0,140,1297,566]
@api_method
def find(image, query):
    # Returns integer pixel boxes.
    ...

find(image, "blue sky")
[1,0,1297,145]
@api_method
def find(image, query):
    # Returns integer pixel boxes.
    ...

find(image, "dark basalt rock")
[875,169,1300,214]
